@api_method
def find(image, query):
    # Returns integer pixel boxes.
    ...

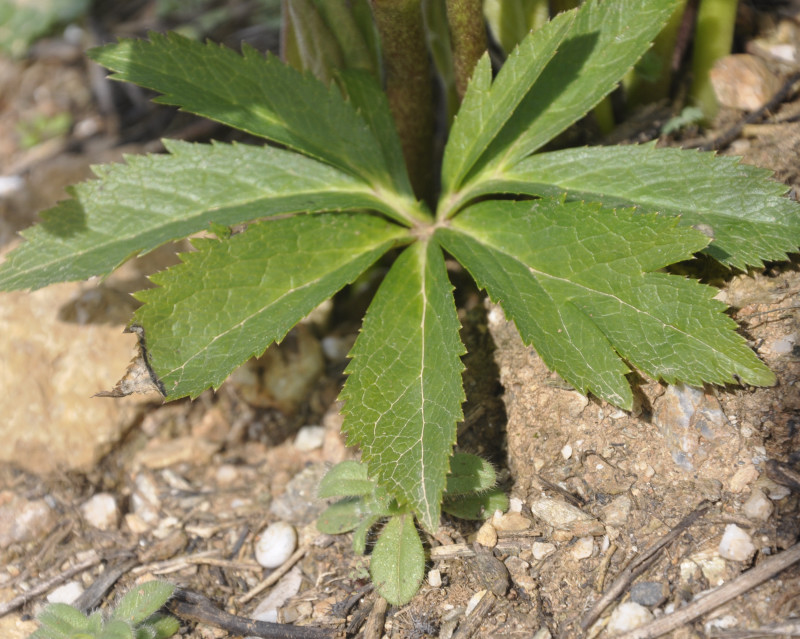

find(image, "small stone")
[768,334,796,355]
[743,489,773,521]
[293,425,326,452]
[215,464,239,484]
[529,497,601,535]
[532,542,556,560]
[428,568,442,588]
[46,581,84,604]
[508,497,524,513]
[600,495,632,528]
[255,521,297,568]
[561,444,573,460]
[134,436,220,470]
[571,536,594,560]
[504,556,530,579]
[710,54,781,111]
[131,473,161,526]
[0,492,56,548]
[728,463,759,493]
[491,511,532,532]
[251,565,303,623]
[630,581,667,607]
[718,524,756,562]
[475,521,498,547]
[80,493,119,531]
[607,602,654,635]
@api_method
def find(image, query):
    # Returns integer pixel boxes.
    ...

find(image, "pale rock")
[0,492,56,548]
[600,495,632,528]
[491,511,532,532]
[728,463,759,493]
[743,489,773,521]
[532,627,552,639]
[131,473,161,526]
[465,590,487,616]
[687,550,731,587]
[215,464,239,485]
[0,280,153,474]
[561,444,573,460]
[476,521,498,547]
[710,54,781,111]
[251,565,303,623]
[718,524,756,562]
[0,613,38,639]
[529,497,603,536]
[571,536,594,560]
[293,425,326,452]
[46,581,84,604]
[767,334,796,355]
[508,497,524,513]
[270,463,329,524]
[504,556,530,579]
[255,521,297,568]
[630,581,666,607]
[607,602,654,635]
[133,436,219,470]
[532,542,556,560]
[80,493,119,530]
[704,614,739,634]
[428,568,443,588]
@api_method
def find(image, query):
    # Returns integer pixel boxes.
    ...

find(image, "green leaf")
[98,621,135,639]
[0,140,402,291]
[111,581,174,627]
[441,9,575,196]
[492,143,800,270]
[436,198,775,409]
[341,240,465,531]
[463,0,677,188]
[135,212,407,399]
[318,460,374,498]
[34,603,89,639]
[442,487,510,520]
[337,69,414,198]
[352,514,381,555]
[370,515,425,606]
[444,453,497,496]
[145,614,180,639]
[317,497,365,534]
[133,626,156,639]
[88,32,400,193]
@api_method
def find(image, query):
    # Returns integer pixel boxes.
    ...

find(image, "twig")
[452,591,497,639]
[238,546,307,605]
[362,595,388,639]
[580,502,710,631]
[167,588,334,639]
[74,555,138,613]
[594,544,618,593]
[708,619,800,637]
[614,542,800,639]
[0,551,102,617]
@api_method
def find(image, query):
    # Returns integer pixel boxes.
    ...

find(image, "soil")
[1,4,799,639]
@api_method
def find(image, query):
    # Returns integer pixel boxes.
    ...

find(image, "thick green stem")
[286,0,344,85]
[370,0,434,202]
[445,0,487,101]
[689,0,738,121]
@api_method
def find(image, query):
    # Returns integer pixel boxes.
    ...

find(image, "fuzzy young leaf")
[317,497,365,534]
[317,460,374,498]
[445,453,497,496]
[88,32,406,194]
[143,614,180,639]
[134,212,407,399]
[370,515,425,605]
[352,514,381,555]
[442,488,510,520]
[491,143,800,270]
[437,199,774,409]
[98,620,135,639]
[341,240,465,531]
[33,603,89,638]
[0,140,402,291]
[112,581,174,627]
[454,0,677,192]
[441,9,575,195]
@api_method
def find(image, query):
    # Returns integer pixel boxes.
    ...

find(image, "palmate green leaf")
[135,212,407,399]
[451,0,676,200]
[440,9,575,195]
[486,143,800,270]
[436,199,775,409]
[370,515,425,606]
[341,240,465,531]
[88,33,416,201]
[0,140,403,291]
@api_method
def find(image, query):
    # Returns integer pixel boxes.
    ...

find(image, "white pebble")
[47,581,84,604]
[607,602,653,635]
[718,524,755,562]
[80,493,119,531]
[532,542,556,560]
[561,444,573,460]
[255,522,297,568]
[428,568,442,588]
[509,497,524,513]
[293,425,326,452]
[743,489,773,521]
[571,536,594,560]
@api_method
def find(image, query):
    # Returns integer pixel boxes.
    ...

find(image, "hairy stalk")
[445,0,487,100]
[370,0,434,202]
[312,0,377,74]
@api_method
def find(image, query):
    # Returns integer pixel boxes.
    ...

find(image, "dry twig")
[238,546,307,605]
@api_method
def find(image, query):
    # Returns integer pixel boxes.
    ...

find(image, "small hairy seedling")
[2,0,798,604]
[317,454,507,604]
[29,580,179,639]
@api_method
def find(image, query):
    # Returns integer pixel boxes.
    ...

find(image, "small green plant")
[317,454,507,603]
[29,581,179,639]
[2,0,798,605]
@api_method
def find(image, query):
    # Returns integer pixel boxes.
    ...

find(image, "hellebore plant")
[1,0,798,604]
